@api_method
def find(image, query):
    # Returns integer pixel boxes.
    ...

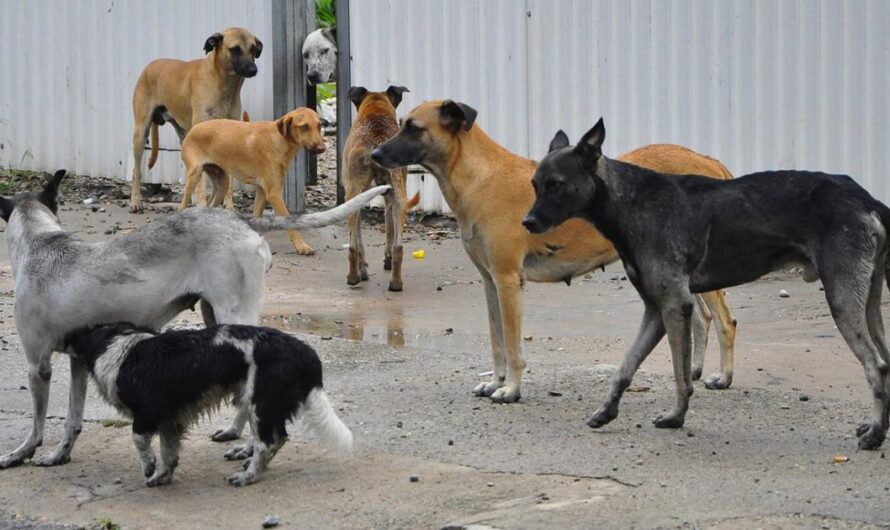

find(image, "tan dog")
[130,27,263,213]
[178,108,326,255]
[343,86,420,291]
[371,100,738,402]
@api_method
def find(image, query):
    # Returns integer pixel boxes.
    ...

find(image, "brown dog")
[371,100,738,402]
[343,86,420,291]
[130,27,263,213]
[178,108,326,255]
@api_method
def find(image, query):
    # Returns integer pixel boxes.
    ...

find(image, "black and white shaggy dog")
[64,323,353,487]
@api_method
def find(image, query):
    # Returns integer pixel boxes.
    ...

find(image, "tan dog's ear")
[385,86,409,109]
[277,116,295,142]
[439,100,477,132]
[347,87,368,110]
[253,38,263,58]
[204,32,223,54]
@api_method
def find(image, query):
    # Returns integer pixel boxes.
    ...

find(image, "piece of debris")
[409,475,419,483]
[412,249,425,259]
[261,515,280,528]
[523,335,533,341]
[799,395,810,402]
[832,455,849,464]
[779,289,790,298]
[548,390,563,397]
[626,386,650,393]
[321,336,333,341]
[83,198,95,205]
[445,328,454,334]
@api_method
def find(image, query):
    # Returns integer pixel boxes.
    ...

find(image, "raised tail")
[406,191,420,211]
[147,122,160,170]
[301,387,354,455]
[246,184,391,233]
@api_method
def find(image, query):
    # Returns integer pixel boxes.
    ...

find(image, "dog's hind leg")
[32,357,88,466]
[700,290,737,390]
[178,163,204,211]
[384,189,405,292]
[0,342,53,468]
[489,270,525,403]
[227,416,285,487]
[131,430,156,478]
[145,422,182,487]
[589,301,665,428]
[691,295,710,381]
[654,296,696,429]
[129,102,154,213]
[472,267,508,398]
[345,181,369,285]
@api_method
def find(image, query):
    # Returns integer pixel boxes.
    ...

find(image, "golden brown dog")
[130,27,263,213]
[343,86,420,291]
[371,100,738,402]
[178,108,326,255]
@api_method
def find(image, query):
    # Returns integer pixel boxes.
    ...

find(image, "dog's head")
[204,27,263,78]
[302,27,337,85]
[371,100,477,172]
[276,108,326,154]
[0,169,66,224]
[523,119,606,234]
[347,85,409,116]
[63,322,153,362]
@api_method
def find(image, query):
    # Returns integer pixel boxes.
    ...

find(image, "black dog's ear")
[0,196,15,223]
[347,86,368,110]
[204,32,223,54]
[385,86,409,108]
[548,130,570,152]
[575,118,605,161]
[439,100,478,132]
[38,169,66,214]
[253,38,263,58]
[322,27,337,45]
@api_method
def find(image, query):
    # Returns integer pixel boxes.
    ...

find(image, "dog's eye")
[299,124,309,131]
[547,180,563,191]
[303,51,310,59]
[321,48,330,55]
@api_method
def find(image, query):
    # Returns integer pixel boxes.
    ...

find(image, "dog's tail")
[246,185,390,232]
[147,123,160,170]
[406,191,420,211]
[301,387,354,455]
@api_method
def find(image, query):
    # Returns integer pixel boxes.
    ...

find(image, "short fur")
[64,323,353,487]
[371,100,738,403]
[178,107,327,255]
[302,27,338,85]
[0,171,386,469]
[343,86,420,291]
[130,27,263,213]
[526,119,890,450]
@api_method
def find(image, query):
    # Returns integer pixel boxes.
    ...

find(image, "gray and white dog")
[302,27,337,85]
[0,170,387,469]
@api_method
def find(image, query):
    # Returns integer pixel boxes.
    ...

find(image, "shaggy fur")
[64,323,353,487]
[525,120,890,450]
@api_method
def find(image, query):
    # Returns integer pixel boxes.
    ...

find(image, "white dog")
[302,27,337,84]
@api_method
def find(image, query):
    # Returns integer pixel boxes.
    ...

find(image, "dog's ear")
[204,32,223,54]
[253,38,263,58]
[0,196,14,223]
[322,27,337,46]
[548,130,570,153]
[385,86,409,109]
[347,86,368,110]
[439,100,478,133]
[277,116,295,142]
[38,169,66,214]
[575,118,605,162]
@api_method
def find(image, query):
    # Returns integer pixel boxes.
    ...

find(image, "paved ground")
[0,200,889,529]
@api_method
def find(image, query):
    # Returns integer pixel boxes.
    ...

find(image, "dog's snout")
[522,215,544,234]
[242,63,258,78]
[307,71,321,84]
[310,144,326,155]
[370,148,386,165]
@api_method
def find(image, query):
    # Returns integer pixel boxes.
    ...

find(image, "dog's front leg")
[489,271,525,403]
[589,302,665,428]
[653,297,696,429]
[472,267,507,398]
[700,290,736,390]
[32,357,88,466]
[0,348,52,468]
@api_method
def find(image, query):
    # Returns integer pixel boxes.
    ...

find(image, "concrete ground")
[0,201,889,529]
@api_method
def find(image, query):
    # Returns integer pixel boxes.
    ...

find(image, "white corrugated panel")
[0,1,274,184]
[350,0,890,210]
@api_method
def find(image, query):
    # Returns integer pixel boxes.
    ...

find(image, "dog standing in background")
[64,323,353,487]
[343,86,419,291]
[302,27,337,85]
[178,108,327,256]
[130,27,263,213]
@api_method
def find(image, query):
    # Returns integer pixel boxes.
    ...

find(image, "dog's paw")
[472,380,502,398]
[490,386,521,403]
[227,471,257,487]
[210,428,240,443]
[587,404,618,428]
[128,200,144,214]
[703,373,732,390]
[224,444,254,461]
[295,244,316,256]
[31,450,71,467]
[346,274,362,286]
[383,256,392,271]
[857,423,886,450]
[144,470,173,487]
[856,423,872,437]
[690,366,703,381]
[653,411,686,429]
[0,452,28,469]
[387,279,403,292]
[141,458,157,478]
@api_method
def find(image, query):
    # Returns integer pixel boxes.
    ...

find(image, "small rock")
[409,475,419,482]
[83,198,95,205]
[396,421,403,428]
[112,477,123,484]
[779,289,790,298]
[445,328,453,334]
[523,335,533,341]
[486,482,494,487]
[261,515,280,528]
[548,390,563,397]
[436,286,443,291]
[448,440,454,446]
[320,336,333,341]
[799,395,810,402]
[833,455,849,464]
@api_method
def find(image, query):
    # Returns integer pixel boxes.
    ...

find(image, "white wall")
[349,0,890,209]
[0,0,274,184]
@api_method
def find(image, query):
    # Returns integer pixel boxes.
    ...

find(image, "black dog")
[524,119,890,450]
[64,323,353,486]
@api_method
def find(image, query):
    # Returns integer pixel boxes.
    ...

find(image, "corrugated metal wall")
[0,0,274,184]
[349,0,890,210]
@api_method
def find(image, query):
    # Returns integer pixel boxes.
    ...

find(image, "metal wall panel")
[349,0,890,210]
[0,0,274,184]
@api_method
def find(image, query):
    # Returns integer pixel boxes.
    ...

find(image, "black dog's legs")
[131,430,156,478]
[654,297,696,428]
[145,422,182,487]
[589,302,665,428]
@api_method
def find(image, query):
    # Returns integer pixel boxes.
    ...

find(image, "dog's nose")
[307,71,320,84]
[310,144,326,155]
[370,148,385,165]
[522,215,544,234]
[243,63,258,78]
